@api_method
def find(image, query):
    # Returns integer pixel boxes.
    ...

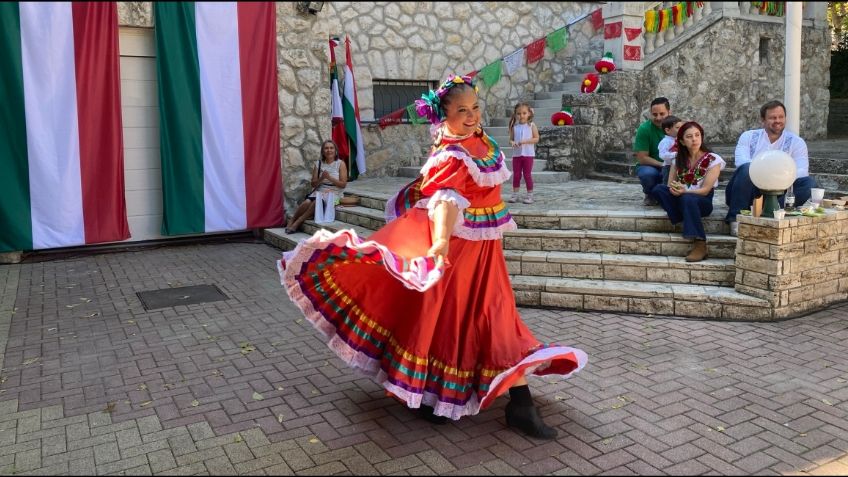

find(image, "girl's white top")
[512,123,535,157]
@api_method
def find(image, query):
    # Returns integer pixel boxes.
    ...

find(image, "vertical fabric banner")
[329,37,349,161]
[343,35,366,180]
[154,2,283,236]
[0,1,129,252]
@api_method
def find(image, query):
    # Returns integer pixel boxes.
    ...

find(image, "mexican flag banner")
[154,2,283,236]
[343,35,367,180]
[0,2,130,252]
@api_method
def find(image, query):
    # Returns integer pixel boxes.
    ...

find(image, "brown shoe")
[685,239,708,262]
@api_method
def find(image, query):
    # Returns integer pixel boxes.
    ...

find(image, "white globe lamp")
[749,150,797,218]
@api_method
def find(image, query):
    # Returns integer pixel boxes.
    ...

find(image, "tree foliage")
[830,2,848,98]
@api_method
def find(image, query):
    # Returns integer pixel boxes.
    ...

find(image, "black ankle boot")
[417,404,448,425]
[505,400,558,439]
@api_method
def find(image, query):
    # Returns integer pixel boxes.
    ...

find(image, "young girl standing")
[508,103,540,204]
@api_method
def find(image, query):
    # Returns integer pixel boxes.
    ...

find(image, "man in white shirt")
[724,100,816,235]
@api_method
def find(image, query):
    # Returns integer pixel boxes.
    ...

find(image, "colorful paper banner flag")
[525,37,546,64]
[405,103,428,124]
[503,49,524,75]
[546,27,568,53]
[478,59,503,87]
[625,27,642,42]
[591,9,603,30]
[378,107,404,129]
[624,45,641,61]
[604,21,622,39]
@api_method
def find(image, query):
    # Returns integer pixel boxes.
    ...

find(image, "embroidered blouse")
[676,152,726,190]
[385,128,517,241]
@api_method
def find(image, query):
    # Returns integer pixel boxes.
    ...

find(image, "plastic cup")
[811,188,825,204]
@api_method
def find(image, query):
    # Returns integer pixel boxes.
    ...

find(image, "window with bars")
[372,79,437,122]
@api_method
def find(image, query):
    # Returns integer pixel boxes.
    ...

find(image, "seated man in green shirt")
[633,97,671,206]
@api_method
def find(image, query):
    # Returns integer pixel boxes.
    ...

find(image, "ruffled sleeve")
[701,153,726,189]
[419,155,471,197]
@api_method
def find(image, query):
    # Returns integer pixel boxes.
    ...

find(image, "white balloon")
[749,150,797,191]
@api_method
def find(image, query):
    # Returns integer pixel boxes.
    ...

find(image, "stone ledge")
[0,252,22,264]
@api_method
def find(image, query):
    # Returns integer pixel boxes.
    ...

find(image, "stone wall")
[734,211,848,319]
[537,71,643,177]
[641,17,831,143]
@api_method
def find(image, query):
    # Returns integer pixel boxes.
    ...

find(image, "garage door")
[119,27,164,242]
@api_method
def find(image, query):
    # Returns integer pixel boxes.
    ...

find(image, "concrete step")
[502,228,737,258]
[546,81,583,93]
[603,148,848,175]
[524,98,564,110]
[505,250,735,286]
[264,228,311,252]
[265,216,374,251]
[586,171,640,184]
[815,173,848,193]
[343,190,733,235]
[511,275,771,320]
[509,209,731,235]
[594,160,736,182]
[500,107,565,121]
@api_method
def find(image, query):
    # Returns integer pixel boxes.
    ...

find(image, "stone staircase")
[267,184,771,320]
[590,143,848,198]
[396,67,598,184]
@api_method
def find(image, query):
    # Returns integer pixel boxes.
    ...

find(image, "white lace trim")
[279,228,443,293]
[419,148,511,188]
[425,189,470,235]
[413,196,518,241]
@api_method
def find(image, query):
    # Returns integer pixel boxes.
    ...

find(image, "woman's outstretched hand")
[427,238,450,267]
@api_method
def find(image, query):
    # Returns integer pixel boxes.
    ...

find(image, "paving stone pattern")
[1,242,848,475]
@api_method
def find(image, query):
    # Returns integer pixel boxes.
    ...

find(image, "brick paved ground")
[1,241,848,475]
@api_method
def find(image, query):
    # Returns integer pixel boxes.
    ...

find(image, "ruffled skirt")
[278,207,587,420]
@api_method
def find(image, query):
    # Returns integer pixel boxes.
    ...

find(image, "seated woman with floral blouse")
[650,121,726,262]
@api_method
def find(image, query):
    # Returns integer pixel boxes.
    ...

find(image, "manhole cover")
[137,285,228,311]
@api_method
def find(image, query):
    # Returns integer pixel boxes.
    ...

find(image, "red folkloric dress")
[278,126,587,420]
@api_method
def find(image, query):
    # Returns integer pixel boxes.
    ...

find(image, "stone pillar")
[602,2,644,71]
[784,2,803,135]
[734,211,848,319]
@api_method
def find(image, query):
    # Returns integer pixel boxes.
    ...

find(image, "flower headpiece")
[415,74,478,125]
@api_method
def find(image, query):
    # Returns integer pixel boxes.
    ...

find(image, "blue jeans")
[724,163,818,223]
[637,165,662,195]
[661,165,671,187]
[652,185,714,240]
